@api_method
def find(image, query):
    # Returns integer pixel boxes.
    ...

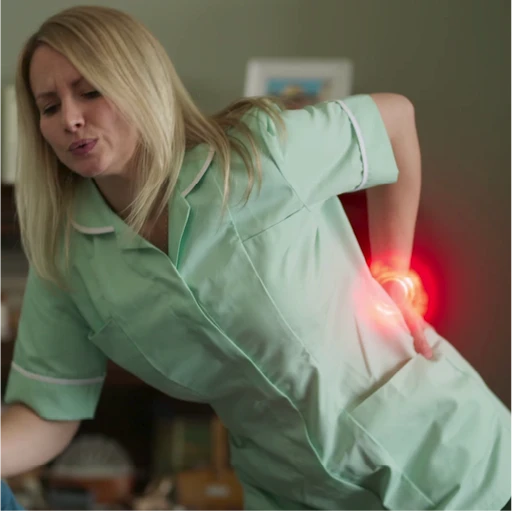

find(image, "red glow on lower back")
[370,262,428,318]
[409,253,441,324]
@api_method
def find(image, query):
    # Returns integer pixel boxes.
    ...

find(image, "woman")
[1,6,510,510]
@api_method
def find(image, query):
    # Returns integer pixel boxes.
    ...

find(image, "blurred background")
[1,0,510,509]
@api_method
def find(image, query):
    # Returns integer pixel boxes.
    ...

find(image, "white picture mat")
[244,58,354,99]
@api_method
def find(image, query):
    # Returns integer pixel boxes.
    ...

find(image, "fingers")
[412,327,433,359]
[377,275,433,359]
[401,303,433,359]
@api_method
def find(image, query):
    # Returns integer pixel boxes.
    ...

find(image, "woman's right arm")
[1,403,80,477]
[2,267,107,478]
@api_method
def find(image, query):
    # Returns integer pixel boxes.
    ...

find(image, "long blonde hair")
[15,5,283,284]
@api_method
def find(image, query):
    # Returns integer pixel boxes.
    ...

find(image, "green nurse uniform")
[5,95,511,510]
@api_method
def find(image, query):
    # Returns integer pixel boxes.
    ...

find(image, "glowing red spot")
[370,261,429,318]
[409,252,441,324]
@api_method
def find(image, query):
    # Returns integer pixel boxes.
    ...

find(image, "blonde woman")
[1,6,510,510]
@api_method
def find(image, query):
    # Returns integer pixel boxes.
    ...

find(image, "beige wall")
[2,0,510,404]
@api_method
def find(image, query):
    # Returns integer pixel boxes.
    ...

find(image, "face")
[29,45,139,180]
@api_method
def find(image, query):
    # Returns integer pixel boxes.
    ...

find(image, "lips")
[68,138,97,151]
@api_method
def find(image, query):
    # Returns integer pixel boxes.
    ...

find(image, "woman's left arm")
[367,93,421,273]
[367,93,432,359]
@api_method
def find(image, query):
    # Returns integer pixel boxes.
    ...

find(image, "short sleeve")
[3,267,107,420]
[262,94,399,207]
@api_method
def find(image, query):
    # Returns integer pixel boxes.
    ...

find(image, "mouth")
[68,138,98,156]
[68,138,97,151]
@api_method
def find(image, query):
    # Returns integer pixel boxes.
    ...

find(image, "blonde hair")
[15,5,283,284]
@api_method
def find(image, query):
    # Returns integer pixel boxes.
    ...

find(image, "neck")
[93,173,137,221]
[93,174,167,239]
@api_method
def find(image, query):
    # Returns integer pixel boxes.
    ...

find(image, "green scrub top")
[5,95,510,510]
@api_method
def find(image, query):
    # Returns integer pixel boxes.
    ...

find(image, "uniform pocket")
[341,335,510,509]
[88,318,207,403]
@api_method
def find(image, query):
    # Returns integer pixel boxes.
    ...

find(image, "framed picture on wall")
[244,58,354,109]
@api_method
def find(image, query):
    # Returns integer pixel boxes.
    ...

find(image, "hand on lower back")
[385,280,432,359]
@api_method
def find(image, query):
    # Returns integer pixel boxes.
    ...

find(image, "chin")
[72,166,107,179]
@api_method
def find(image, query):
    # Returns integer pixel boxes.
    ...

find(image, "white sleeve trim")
[335,99,369,191]
[11,362,105,386]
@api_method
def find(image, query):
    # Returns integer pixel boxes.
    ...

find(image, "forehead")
[29,45,82,96]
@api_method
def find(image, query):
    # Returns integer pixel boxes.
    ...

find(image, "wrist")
[371,261,409,299]
[370,260,428,317]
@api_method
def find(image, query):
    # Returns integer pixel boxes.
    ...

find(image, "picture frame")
[244,58,354,109]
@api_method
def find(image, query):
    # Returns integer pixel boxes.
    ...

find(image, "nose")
[61,99,84,132]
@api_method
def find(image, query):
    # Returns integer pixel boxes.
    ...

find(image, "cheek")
[126,125,139,149]
[39,119,58,148]
[99,101,139,151]
[115,117,139,150]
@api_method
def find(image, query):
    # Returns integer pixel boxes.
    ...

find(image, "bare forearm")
[367,93,422,273]
[1,403,80,477]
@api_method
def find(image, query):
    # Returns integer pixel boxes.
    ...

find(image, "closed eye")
[83,90,101,99]
[40,91,100,116]
[42,104,58,116]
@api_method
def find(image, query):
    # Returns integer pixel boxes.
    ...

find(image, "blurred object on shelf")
[6,468,47,510]
[45,485,96,510]
[151,402,211,476]
[47,434,136,505]
[132,475,175,510]
[175,415,243,510]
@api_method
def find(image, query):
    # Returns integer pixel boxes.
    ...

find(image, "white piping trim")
[182,147,215,198]
[71,220,115,235]
[11,362,105,386]
[336,100,369,191]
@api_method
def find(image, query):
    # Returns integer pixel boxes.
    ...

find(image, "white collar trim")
[72,147,215,234]
[71,220,115,235]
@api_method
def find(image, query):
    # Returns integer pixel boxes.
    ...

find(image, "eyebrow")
[35,77,86,101]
